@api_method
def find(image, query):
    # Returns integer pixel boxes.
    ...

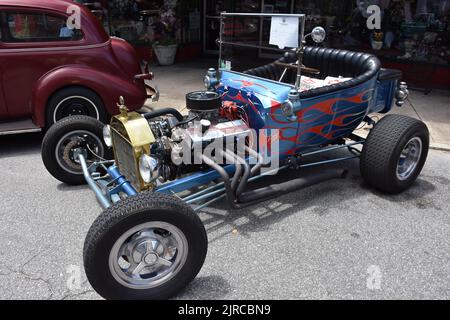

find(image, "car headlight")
[139,154,158,184]
[103,125,112,147]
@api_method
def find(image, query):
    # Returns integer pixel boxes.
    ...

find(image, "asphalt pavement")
[0,132,449,299]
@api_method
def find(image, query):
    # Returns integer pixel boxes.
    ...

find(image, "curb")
[430,143,450,152]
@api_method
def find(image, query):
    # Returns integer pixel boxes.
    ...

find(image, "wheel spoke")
[158,258,173,267]
[131,262,146,275]
[150,239,160,252]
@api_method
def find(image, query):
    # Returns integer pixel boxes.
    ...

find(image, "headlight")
[281,100,294,117]
[103,125,112,147]
[139,154,158,184]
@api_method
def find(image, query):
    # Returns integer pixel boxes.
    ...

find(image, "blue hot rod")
[42,13,427,300]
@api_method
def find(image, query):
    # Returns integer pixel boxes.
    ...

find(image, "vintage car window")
[5,12,83,43]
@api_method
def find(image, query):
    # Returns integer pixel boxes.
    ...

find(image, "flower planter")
[153,44,178,66]
[371,40,383,50]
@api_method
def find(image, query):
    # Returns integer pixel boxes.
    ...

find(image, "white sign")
[269,16,299,49]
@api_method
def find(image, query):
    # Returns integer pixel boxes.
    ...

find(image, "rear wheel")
[360,114,429,194]
[83,192,208,300]
[46,86,107,127]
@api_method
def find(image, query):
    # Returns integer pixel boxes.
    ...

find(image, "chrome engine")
[108,94,251,191]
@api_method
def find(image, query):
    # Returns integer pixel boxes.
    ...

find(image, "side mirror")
[311,26,326,43]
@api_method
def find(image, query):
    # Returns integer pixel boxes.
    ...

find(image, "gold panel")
[110,110,156,191]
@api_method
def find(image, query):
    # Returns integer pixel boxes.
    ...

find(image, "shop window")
[5,12,83,43]
[292,0,450,66]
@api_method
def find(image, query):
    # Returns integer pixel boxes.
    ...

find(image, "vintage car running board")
[0,119,41,136]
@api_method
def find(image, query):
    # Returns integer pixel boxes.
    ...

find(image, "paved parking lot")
[0,132,449,300]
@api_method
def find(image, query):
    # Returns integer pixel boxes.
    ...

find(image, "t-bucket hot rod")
[42,13,427,300]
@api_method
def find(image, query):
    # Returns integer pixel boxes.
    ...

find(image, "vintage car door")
[0,8,83,119]
[0,12,7,120]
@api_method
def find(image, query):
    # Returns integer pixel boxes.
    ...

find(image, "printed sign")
[269,16,299,49]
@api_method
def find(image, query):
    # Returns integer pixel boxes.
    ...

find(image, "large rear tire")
[83,192,208,300]
[360,114,429,194]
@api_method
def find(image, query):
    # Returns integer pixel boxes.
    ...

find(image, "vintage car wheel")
[41,115,111,185]
[46,86,107,127]
[360,114,429,194]
[83,192,208,300]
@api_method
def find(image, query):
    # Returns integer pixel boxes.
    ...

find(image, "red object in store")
[0,0,156,134]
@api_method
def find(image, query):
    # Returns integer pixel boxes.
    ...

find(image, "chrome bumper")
[145,80,160,102]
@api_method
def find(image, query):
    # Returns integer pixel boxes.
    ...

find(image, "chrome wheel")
[109,222,188,290]
[55,130,104,175]
[397,137,423,181]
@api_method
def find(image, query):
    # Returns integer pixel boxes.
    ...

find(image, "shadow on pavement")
[199,152,438,244]
[0,132,43,158]
[176,275,231,300]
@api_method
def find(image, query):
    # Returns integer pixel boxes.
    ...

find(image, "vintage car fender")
[32,65,146,127]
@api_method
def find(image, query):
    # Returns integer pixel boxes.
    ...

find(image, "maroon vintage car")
[0,0,157,135]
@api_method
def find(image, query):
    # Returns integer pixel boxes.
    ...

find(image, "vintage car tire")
[41,115,111,185]
[46,86,107,127]
[186,91,222,111]
[360,114,429,194]
[83,192,208,300]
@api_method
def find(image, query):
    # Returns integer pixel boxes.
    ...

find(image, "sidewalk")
[396,90,450,151]
[148,59,450,150]
[355,89,450,150]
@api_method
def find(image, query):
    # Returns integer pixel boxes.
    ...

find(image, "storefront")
[76,0,203,63]
[203,0,450,90]
[78,1,449,89]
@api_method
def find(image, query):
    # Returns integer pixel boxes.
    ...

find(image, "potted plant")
[371,30,384,50]
[152,6,179,66]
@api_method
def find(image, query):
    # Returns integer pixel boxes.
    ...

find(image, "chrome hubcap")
[397,137,423,181]
[109,222,188,289]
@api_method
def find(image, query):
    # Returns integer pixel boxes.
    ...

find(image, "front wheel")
[41,115,111,185]
[83,192,208,300]
[360,114,429,194]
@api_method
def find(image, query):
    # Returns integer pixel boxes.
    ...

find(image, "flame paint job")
[218,70,379,157]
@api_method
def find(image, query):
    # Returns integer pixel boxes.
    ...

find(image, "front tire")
[83,192,208,300]
[41,115,111,185]
[360,114,429,194]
